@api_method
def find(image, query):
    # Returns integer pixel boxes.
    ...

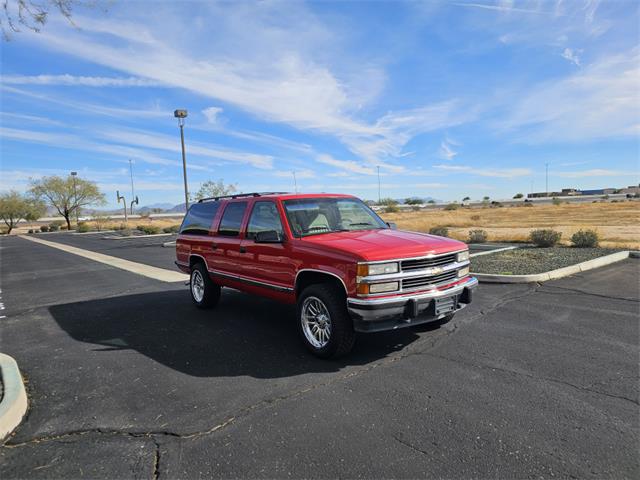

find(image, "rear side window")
[180,202,220,235]
[218,202,247,237]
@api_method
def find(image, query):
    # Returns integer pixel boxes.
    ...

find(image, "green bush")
[530,229,562,247]
[50,220,65,228]
[470,214,480,221]
[444,203,459,211]
[137,224,161,235]
[571,229,599,248]
[114,223,128,231]
[40,225,49,232]
[468,229,488,243]
[76,222,91,233]
[551,197,562,206]
[162,224,180,233]
[48,223,59,231]
[0,226,8,235]
[384,204,399,213]
[429,226,449,237]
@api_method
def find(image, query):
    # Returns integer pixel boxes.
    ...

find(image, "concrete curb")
[0,353,28,441]
[474,250,633,283]
[470,246,518,258]
[71,230,115,235]
[102,233,173,240]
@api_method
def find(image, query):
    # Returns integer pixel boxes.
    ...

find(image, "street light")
[377,166,381,204]
[174,109,189,211]
[70,171,78,225]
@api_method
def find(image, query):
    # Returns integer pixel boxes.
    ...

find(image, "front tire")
[297,284,355,358]
[190,263,220,309]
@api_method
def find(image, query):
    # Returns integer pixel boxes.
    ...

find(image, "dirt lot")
[381,201,640,249]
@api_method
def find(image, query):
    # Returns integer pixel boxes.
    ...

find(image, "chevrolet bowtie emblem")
[430,266,443,275]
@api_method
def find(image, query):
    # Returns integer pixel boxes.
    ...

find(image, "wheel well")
[189,255,206,270]
[295,271,346,298]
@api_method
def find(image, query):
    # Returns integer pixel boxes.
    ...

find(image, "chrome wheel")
[191,269,205,303]
[301,296,332,349]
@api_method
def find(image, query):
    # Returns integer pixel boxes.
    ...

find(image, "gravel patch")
[470,247,625,275]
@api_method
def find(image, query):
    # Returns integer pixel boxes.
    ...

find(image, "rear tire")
[297,283,355,359]
[190,262,220,309]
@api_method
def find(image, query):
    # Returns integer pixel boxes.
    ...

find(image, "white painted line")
[19,235,188,283]
[0,353,28,440]
[474,250,631,283]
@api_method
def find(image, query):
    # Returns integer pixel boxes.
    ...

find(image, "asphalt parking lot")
[0,233,638,478]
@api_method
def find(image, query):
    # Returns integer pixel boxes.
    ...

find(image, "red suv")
[176,192,477,358]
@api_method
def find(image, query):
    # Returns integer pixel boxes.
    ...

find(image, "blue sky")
[1,0,638,208]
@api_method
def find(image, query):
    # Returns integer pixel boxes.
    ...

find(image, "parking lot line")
[19,235,188,283]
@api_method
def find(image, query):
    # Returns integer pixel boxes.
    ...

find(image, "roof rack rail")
[197,192,290,203]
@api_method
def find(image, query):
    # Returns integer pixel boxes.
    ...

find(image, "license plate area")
[434,295,457,316]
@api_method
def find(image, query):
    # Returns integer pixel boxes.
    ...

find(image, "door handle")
[239,246,246,253]
[211,243,217,250]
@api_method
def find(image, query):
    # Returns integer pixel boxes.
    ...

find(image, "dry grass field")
[380,201,640,249]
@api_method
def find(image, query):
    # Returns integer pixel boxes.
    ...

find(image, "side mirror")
[254,230,284,243]
[386,222,397,230]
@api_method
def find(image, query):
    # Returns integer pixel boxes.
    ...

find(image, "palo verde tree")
[30,175,106,230]
[1,0,82,40]
[0,190,45,234]
[194,179,237,201]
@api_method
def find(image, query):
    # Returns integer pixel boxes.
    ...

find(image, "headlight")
[368,282,400,294]
[457,250,470,262]
[458,266,470,278]
[357,262,399,276]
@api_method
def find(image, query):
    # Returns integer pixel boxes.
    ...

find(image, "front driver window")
[246,202,284,240]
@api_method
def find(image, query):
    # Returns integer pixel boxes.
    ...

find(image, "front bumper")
[347,276,478,332]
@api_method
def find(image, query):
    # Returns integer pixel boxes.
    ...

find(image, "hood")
[301,229,467,262]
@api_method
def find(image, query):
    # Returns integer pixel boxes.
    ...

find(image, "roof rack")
[197,192,290,203]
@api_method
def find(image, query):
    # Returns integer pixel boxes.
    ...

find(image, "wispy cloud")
[438,138,459,160]
[555,168,635,178]
[500,48,640,142]
[453,2,554,16]
[316,154,377,175]
[202,106,224,125]
[1,74,161,87]
[434,164,532,178]
[561,48,581,66]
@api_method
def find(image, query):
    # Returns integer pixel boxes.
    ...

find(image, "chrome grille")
[402,270,457,290]
[401,253,457,272]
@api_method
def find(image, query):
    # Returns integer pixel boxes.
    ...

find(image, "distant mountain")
[142,203,175,210]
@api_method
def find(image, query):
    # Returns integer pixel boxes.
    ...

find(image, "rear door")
[209,200,249,276]
[240,200,296,291]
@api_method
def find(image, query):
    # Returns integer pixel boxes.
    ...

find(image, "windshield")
[283,197,388,237]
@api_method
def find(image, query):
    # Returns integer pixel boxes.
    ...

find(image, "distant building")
[621,185,640,195]
[527,185,630,199]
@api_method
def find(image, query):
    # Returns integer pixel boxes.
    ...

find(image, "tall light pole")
[129,159,136,214]
[70,171,78,225]
[377,166,381,204]
[174,109,189,211]
[545,162,549,196]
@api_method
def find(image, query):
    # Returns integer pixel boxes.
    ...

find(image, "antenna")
[293,171,298,193]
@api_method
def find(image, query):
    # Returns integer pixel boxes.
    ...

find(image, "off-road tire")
[297,283,356,358]
[190,262,221,309]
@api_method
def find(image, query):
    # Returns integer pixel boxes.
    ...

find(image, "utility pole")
[129,159,136,214]
[293,171,298,193]
[174,109,189,211]
[545,162,549,196]
[377,166,381,204]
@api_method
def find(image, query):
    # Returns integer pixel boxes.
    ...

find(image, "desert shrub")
[524,202,534,207]
[48,223,59,231]
[28,229,34,234]
[40,225,49,232]
[411,206,420,211]
[470,214,481,221]
[552,197,562,206]
[113,223,128,231]
[0,226,8,235]
[76,222,91,233]
[571,229,599,248]
[513,193,524,199]
[490,201,503,208]
[163,224,180,233]
[530,229,562,247]
[468,229,488,243]
[427,200,436,204]
[137,224,161,235]
[429,226,449,237]
[444,203,459,211]
[384,204,399,213]
[50,220,65,228]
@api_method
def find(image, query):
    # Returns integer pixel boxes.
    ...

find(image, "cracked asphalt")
[0,234,638,478]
